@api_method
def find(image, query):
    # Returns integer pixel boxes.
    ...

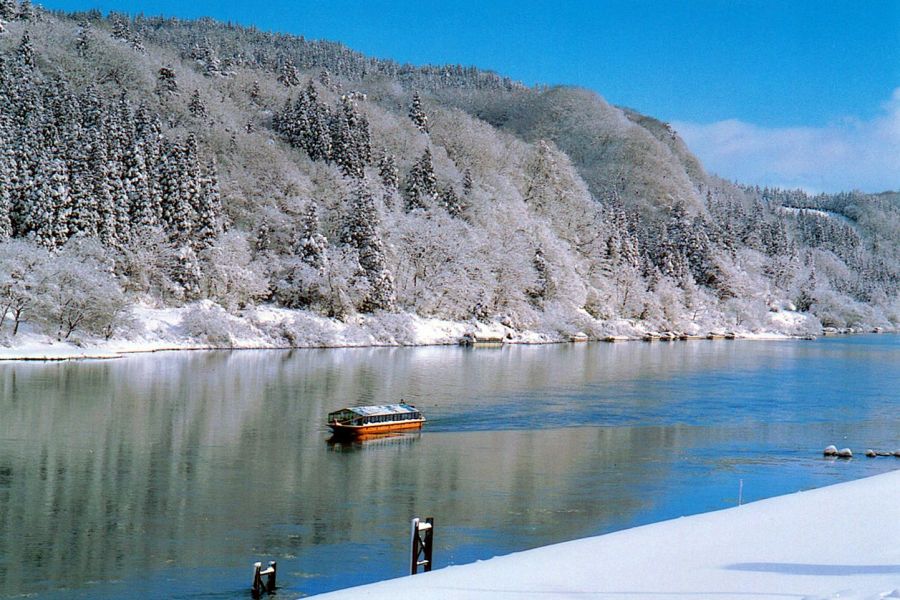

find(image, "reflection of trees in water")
[0,348,699,595]
[0,339,894,596]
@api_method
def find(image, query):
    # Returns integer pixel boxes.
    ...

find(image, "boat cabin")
[327,403,425,436]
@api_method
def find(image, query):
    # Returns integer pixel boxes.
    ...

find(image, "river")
[0,336,897,598]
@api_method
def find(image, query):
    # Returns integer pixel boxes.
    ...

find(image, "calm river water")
[1,336,898,598]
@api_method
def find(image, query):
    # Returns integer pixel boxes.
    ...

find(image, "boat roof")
[329,403,419,417]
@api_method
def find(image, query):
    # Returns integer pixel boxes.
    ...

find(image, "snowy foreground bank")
[0,300,862,361]
[312,470,900,600]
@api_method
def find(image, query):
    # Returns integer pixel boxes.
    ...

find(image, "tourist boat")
[327,403,425,437]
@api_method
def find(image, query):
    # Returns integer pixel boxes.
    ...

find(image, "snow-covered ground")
[0,300,885,361]
[777,205,858,227]
[0,301,526,360]
[311,470,900,600]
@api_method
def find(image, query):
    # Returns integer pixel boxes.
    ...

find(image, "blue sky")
[39,0,900,191]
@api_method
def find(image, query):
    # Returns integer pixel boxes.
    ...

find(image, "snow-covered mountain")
[0,4,897,349]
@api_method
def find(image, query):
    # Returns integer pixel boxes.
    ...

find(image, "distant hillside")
[0,3,897,348]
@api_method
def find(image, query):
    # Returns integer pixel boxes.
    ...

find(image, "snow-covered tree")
[278,62,300,87]
[192,37,223,77]
[378,150,399,193]
[188,89,208,118]
[156,66,178,96]
[17,30,34,69]
[34,238,128,340]
[0,239,51,335]
[439,185,464,218]
[17,0,33,21]
[408,91,428,133]
[193,158,222,250]
[0,0,17,21]
[276,205,329,309]
[159,139,194,242]
[404,147,437,211]
[75,22,91,56]
[341,183,395,312]
[296,202,327,269]
[462,168,473,194]
[528,246,554,307]
[201,230,268,311]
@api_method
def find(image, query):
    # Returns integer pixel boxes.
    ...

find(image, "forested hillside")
[0,4,897,348]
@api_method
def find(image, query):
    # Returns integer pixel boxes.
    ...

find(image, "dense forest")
[0,3,897,346]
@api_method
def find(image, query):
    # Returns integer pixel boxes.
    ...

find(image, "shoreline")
[1,330,885,363]
[310,470,900,599]
[0,325,893,363]
[1,302,894,363]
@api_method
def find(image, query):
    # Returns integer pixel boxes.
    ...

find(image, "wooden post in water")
[410,517,434,575]
[251,562,262,598]
[265,561,277,593]
[251,560,277,597]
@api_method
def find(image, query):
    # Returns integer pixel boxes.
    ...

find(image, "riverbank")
[311,469,900,600]
[0,300,890,361]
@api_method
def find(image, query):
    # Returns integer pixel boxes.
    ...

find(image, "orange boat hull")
[328,419,425,437]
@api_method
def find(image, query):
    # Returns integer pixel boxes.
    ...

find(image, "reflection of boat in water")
[327,431,421,451]
[327,403,425,438]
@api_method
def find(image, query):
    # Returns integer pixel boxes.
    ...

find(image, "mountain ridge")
[0,4,897,350]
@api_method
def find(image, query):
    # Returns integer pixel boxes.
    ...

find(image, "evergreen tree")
[524,140,560,213]
[86,136,119,248]
[330,96,370,178]
[254,219,272,254]
[329,100,360,178]
[529,246,551,307]
[178,134,204,239]
[75,23,91,57]
[318,68,332,89]
[17,0,32,20]
[124,141,156,230]
[193,158,222,250]
[462,168,473,194]
[341,183,395,312]
[110,14,130,42]
[404,147,436,211]
[304,82,332,161]
[0,117,13,240]
[796,266,817,312]
[159,139,193,242]
[26,155,70,249]
[0,184,10,241]
[378,150,399,192]
[17,30,35,70]
[439,185,464,218]
[188,89,208,118]
[296,203,328,270]
[156,66,178,97]
[67,130,100,238]
[278,62,300,87]
[408,91,428,133]
[193,37,222,77]
[0,0,18,21]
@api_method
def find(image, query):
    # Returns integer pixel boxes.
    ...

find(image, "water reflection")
[0,337,897,599]
[326,432,422,451]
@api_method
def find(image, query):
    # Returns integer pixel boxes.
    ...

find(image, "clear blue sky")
[38,0,900,190]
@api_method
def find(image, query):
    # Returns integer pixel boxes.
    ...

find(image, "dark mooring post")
[409,517,434,575]
[251,560,277,597]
